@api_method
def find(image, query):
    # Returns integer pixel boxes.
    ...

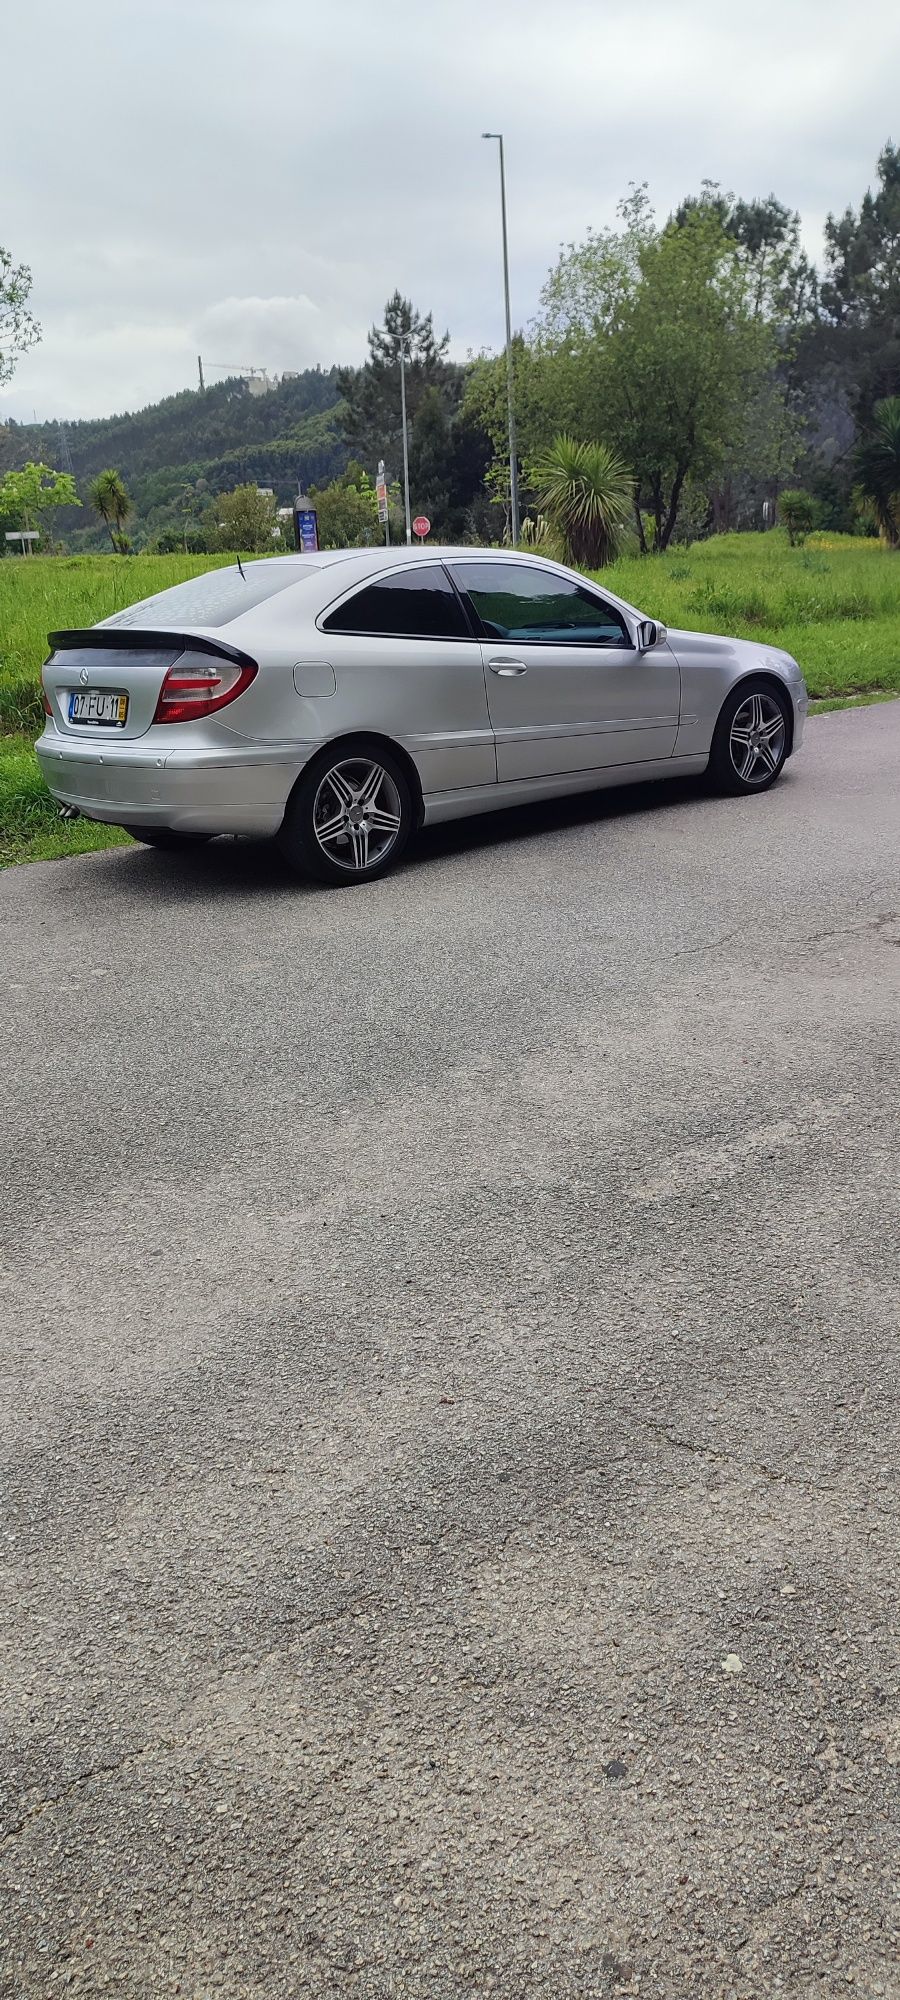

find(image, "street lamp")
[399,341,413,546]
[482,130,520,544]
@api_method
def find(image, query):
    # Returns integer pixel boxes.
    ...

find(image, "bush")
[205,483,279,553]
[779,489,818,546]
[530,435,633,568]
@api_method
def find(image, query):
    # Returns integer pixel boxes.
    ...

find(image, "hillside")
[0,369,349,548]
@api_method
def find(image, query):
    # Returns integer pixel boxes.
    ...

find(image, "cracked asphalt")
[1,703,899,2000]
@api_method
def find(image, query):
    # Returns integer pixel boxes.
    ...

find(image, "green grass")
[0,733,130,866]
[0,552,240,735]
[0,554,247,867]
[592,533,900,699]
[1,535,898,868]
[809,689,900,714]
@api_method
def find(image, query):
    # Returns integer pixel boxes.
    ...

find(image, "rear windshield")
[100,562,311,631]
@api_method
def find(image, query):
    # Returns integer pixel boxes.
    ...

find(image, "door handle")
[487,657,528,677]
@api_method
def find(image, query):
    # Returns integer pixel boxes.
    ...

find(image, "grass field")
[1,535,898,866]
[595,535,900,703]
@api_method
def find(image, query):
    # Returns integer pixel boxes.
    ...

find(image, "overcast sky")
[2,0,897,423]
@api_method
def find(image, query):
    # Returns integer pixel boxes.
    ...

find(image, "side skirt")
[421,755,710,826]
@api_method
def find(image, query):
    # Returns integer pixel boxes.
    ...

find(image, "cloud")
[194,293,366,375]
[2,0,899,420]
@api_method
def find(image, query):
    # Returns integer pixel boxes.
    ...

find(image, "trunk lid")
[41,630,253,741]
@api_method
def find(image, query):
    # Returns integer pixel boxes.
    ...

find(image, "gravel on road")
[1,705,898,2000]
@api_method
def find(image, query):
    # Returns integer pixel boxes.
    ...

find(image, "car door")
[318,562,495,795]
[449,559,680,782]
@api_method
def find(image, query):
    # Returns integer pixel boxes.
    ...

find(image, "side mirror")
[637,619,667,651]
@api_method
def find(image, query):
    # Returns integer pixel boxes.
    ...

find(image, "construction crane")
[197,357,274,395]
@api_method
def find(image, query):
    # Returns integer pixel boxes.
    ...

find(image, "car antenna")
[236,553,246,580]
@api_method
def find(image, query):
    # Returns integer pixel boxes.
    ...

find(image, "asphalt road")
[2,705,899,2000]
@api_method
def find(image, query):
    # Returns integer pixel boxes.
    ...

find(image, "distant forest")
[0,368,348,549]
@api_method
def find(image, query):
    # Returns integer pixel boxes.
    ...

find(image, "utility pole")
[198,355,205,393]
[399,344,412,545]
[482,131,520,544]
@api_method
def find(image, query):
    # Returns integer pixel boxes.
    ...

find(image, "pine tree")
[337,293,464,480]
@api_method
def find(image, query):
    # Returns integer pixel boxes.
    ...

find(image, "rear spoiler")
[47,629,256,669]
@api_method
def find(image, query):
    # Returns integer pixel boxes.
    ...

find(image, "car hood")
[664,627,803,680]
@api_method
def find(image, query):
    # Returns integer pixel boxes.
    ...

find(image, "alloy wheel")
[729,691,786,784]
[312,757,403,874]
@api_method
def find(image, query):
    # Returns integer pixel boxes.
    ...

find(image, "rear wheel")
[278,742,413,885]
[708,682,790,795]
[121,827,212,849]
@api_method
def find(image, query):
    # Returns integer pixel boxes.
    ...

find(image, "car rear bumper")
[35,734,305,836]
[791,684,808,754]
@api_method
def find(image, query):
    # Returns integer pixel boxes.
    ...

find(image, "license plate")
[67,690,128,727]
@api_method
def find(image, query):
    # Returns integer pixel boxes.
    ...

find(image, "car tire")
[708,680,791,796]
[121,827,213,849]
[278,740,414,886]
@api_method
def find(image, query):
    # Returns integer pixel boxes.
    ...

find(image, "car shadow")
[61,767,795,901]
[414,771,711,871]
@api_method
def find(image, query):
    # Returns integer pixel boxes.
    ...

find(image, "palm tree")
[531,435,633,569]
[89,467,131,553]
[855,397,900,548]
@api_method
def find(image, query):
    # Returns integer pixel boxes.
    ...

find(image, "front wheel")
[120,827,212,849]
[708,682,790,796]
[278,742,413,885]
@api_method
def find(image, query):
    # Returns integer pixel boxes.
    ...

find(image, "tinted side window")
[452,563,631,647]
[322,569,469,639]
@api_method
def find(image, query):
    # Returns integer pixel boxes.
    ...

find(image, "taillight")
[152,654,257,726]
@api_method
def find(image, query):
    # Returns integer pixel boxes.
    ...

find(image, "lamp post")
[482,130,520,544]
[399,342,412,545]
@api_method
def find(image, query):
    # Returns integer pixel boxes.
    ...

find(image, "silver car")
[37,547,808,885]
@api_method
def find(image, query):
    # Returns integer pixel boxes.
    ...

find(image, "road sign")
[413,515,431,540]
[293,504,319,552]
[375,459,389,525]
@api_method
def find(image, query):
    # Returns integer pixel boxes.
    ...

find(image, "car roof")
[241,545,645,625]
[89,545,644,644]
[248,545,549,568]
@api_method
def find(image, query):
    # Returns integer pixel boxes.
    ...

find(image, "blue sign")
[294,506,319,553]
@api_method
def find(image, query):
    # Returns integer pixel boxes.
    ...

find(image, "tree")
[89,468,132,553]
[408,388,452,533]
[405,387,494,539]
[537,189,773,549]
[778,489,818,546]
[207,482,277,552]
[0,246,41,387]
[678,186,818,330]
[461,336,573,533]
[307,462,382,548]
[822,143,900,417]
[0,460,79,547]
[337,292,464,480]
[855,396,900,546]
[677,188,819,527]
[531,435,632,567]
